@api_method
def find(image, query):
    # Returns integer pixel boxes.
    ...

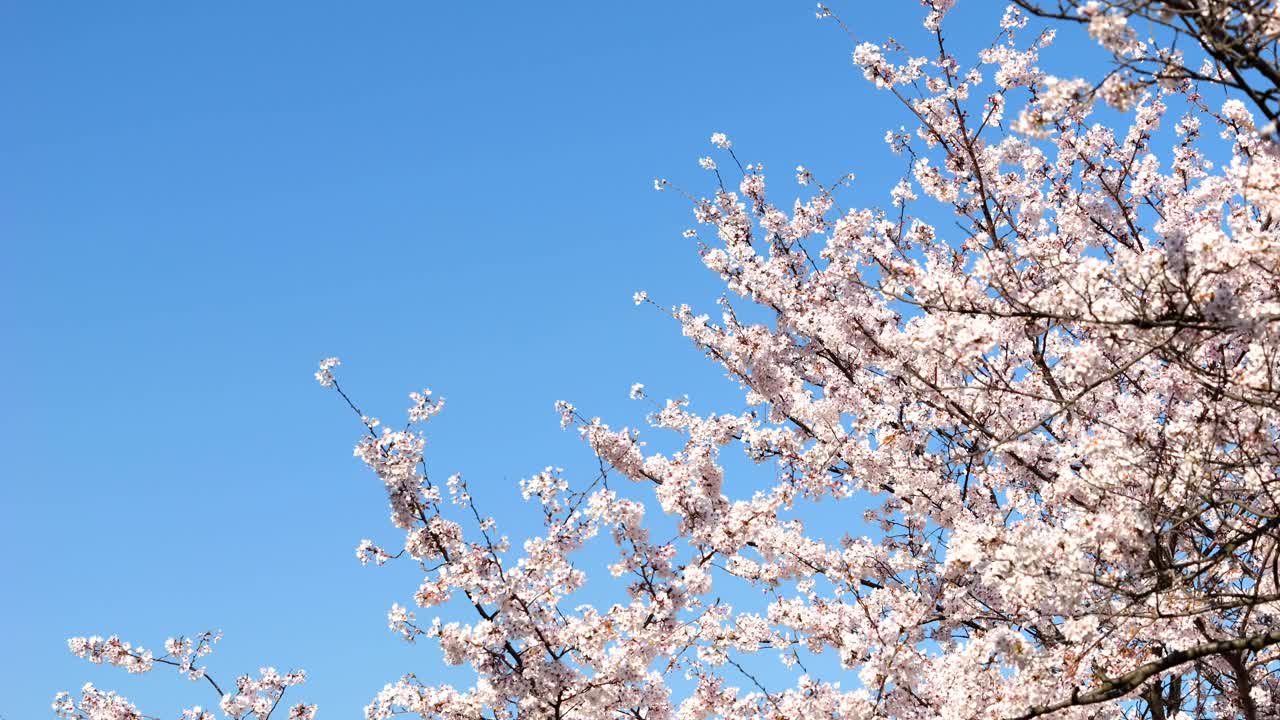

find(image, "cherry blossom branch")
[1012,627,1280,719]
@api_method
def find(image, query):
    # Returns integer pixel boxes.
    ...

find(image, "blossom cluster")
[56,632,310,720]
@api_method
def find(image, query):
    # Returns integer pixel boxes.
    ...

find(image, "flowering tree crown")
[59,2,1280,719]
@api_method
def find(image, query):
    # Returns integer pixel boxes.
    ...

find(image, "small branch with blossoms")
[55,633,314,720]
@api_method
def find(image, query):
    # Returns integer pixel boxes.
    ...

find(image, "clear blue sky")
[3,2,1061,717]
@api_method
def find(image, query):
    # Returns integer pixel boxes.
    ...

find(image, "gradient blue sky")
[4,2,1076,717]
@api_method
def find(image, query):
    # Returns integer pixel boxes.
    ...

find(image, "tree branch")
[1011,627,1280,720]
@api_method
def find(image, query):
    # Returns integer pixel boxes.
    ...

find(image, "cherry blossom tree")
[57,1,1280,719]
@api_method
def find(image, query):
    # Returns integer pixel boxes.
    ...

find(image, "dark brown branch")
[1011,626,1280,719]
